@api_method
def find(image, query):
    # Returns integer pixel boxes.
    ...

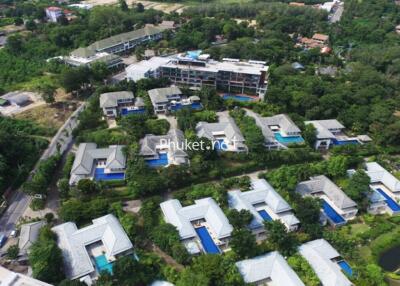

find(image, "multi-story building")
[160,197,233,254]
[45,6,63,22]
[64,24,170,68]
[228,179,299,241]
[99,91,145,117]
[126,51,269,99]
[296,175,358,226]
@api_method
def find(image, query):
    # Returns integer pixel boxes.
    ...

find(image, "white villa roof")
[99,91,134,108]
[365,162,400,193]
[18,221,46,255]
[160,198,233,240]
[228,179,299,229]
[52,214,133,280]
[254,113,301,142]
[299,239,352,286]
[296,175,357,210]
[235,251,305,285]
[0,266,52,286]
[151,281,175,286]
[70,143,126,177]
[305,119,345,139]
[196,117,245,142]
[148,86,182,105]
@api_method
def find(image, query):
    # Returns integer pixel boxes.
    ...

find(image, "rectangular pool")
[322,200,346,225]
[222,94,257,102]
[376,188,400,212]
[146,153,168,168]
[94,168,125,181]
[332,138,359,146]
[195,226,220,254]
[170,102,203,111]
[274,132,304,144]
[121,108,146,116]
[258,209,273,221]
[338,260,353,276]
[94,255,113,274]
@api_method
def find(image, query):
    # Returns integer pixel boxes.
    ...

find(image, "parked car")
[0,234,7,248]
[10,230,17,238]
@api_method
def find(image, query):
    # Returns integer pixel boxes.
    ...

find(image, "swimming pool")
[322,200,346,225]
[258,209,273,221]
[121,108,146,116]
[170,102,203,111]
[332,138,359,146]
[187,50,202,59]
[222,94,257,102]
[94,168,125,181]
[376,188,400,212]
[146,153,168,167]
[338,260,353,277]
[274,133,304,144]
[94,255,114,274]
[195,226,220,254]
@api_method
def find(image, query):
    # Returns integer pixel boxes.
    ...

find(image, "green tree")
[77,179,98,195]
[25,19,36,31]
[6,245,19,259]
[14,17,23,26]
[118,0,129,11]
[38,84,56,104]
[326,155,348,178]
[303,123,317,148]
[345,170,371,212]
[227,209,253,229]
[264,220,299,256]
[230,228,258,259]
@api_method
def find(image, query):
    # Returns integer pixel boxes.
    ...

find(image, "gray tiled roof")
[305,119,345,139]
[252,113,301,143]
[196,117,245,142]
[100,91,134,108]
[365,162,400,193]
[148,86,182,105]
[296,175,357,209]
[18,221,46,255]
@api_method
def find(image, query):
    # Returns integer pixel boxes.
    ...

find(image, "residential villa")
[52,214,133,282]
[18,221,46,256]
[69,143,126,185]
[235,251,305,286]
[139,129,189,167]
[160,197,233,254]
[148,86,201,114]
[363,162,400,215]
[0,266,52,286]
[45,6,63,22]
[196,117,248,153]
[64,24,170,68]
[296,175,358,226]
[248,112,304,150]
[299,239,353,286]
[228,179,300,240]
[99,91,145,117]
[305,119,371,150]
[296,33,331,54]
[126,51,269,100]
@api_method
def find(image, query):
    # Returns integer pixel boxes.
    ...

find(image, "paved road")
[0,191,30,235]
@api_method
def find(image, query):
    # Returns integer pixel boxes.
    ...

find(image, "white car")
[9,230,16,238]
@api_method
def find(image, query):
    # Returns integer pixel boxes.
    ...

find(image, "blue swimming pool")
[94,168,125,181]
[94,255,114,274]
[258,209,273,221]
[338,260,353,277]
[332,138,359,146]
[274,133,304,144]
[222,94,256,102]
[170,102,203,111]
[195,226,220,254]
[121,108,146,116]
[323,200,346,225]
[376,188,400,212]
[146,153,168,167]
[187,50,202,59]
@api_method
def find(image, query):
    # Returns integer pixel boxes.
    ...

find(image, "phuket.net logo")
[158,138,240,151]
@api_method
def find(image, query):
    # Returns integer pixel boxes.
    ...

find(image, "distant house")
[248,112,304,150]
[305,119,370,150]
[148,86,201,114]
[99,91,145,117]
[18,221,46,256]
[362,162,400,215]
[296,33,331,54]
[0,266,52,286]
[228,179,300,240]
[52,214,133,281]
[140,129,189,167]
[160,197,233,254]
[299,239,353,286]
[235,251,305,286]
[45,6,63,22]
[65,47,123,68]
[69,143,126,185]
[196,117,248,152]
[296,175,358,226]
